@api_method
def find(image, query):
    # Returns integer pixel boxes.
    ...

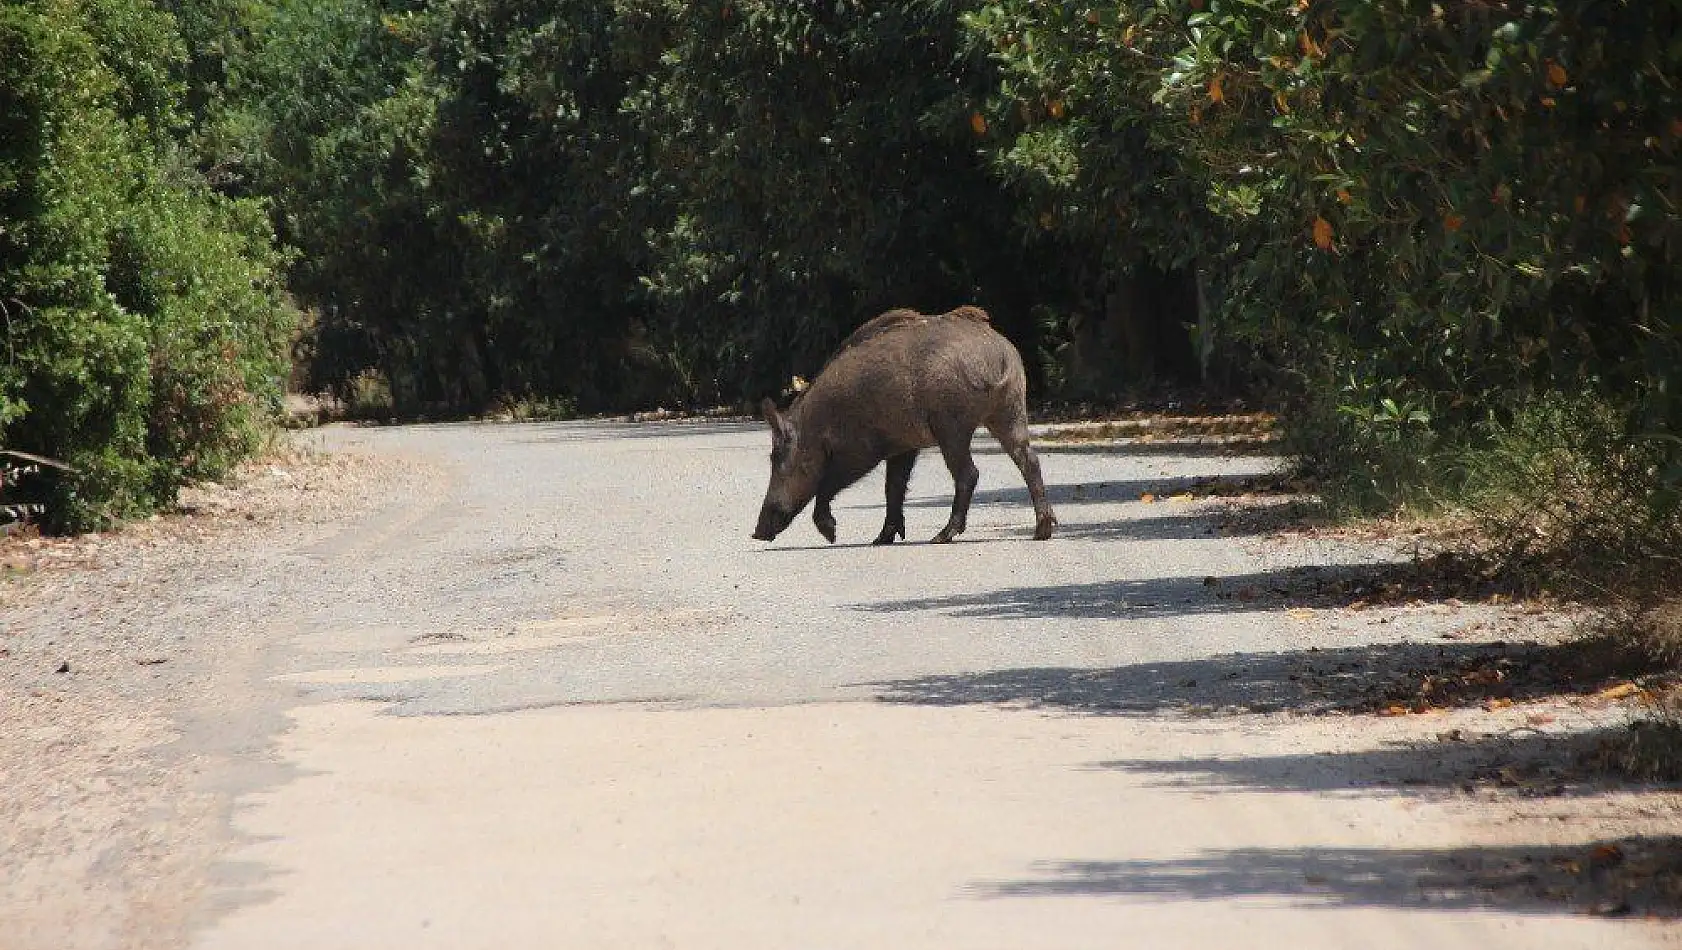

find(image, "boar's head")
[753,397,820,541]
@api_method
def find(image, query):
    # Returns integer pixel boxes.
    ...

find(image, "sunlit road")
[183,419,1657,949]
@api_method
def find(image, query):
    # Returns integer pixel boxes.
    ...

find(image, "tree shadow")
[853,560,1489,622]
[1094,726,1640,798]
[993,439,1280,459]
[970,838,1682,918]
[1050,512,1279,541]
[752,531,1048,552]
[758,511,1274,546]
[753,539,1024,552]
[853,570,1259,621]
[833,497,1277,542]
[870,639,1652,717]
[902,478,1216,510]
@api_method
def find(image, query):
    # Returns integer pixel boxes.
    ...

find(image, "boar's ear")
[761,397,792,442]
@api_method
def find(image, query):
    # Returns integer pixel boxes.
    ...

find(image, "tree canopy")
[3,0,1678,528]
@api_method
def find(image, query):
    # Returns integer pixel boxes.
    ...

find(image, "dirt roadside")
[0,437,436,950]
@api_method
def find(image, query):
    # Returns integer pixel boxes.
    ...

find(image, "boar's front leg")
[930,427,979,544]
[872,451,918,545]
[812,494,838,544]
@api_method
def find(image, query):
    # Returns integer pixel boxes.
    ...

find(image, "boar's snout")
[753,501,795,541]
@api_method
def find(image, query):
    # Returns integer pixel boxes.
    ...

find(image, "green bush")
[970,0,1681,509]
[0,0,297,531]
[1460,396,1682,594]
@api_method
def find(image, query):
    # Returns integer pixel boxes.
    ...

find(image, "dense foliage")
[3,0,1679,539]
[237,0,1135,410]
[0,0,297,529]
[624,1,1066,401]
[971,0,1681,507]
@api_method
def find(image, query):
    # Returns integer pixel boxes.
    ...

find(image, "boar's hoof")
[930,527,960,544]
[815,516,838,544]
[1033,516,1057,541]
[871,523,905,545]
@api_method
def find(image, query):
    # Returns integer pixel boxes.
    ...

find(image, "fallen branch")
[0,449,76,473]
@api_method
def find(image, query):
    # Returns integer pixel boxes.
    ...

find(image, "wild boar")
[752,305,1057,544]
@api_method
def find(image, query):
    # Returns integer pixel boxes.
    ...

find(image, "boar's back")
[830,306,991,360]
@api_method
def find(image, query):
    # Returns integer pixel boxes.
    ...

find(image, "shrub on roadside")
[1443,396,1681,665]
[0,0,297,531]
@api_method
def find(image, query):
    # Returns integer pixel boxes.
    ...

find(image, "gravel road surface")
[4,419,1677,949]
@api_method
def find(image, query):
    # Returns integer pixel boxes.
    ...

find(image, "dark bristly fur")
[831,305,991,356]
[752,306,1057,545]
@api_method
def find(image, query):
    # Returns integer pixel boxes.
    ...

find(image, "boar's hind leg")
[930,427,980,544]
[987,413,1057,541]
[872,451,919,545]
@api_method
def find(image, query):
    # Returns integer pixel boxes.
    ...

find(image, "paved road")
[181,420,1656,949]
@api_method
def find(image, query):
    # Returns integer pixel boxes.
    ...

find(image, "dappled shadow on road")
[871,639,1652,717]
[854,563,1428,622]
[943,575,1238,619]
[777,482,1305,544]
[824,503,1276,544]
[901,477,1276,510]
[970,838,1682,918]
[905,479,1165,509]
[752,530,1049,551]
[854,550,1550,621]
[853,570,1273,621]
[1096,726,1636,798]
[1049,512,1278,541]
[984,439,1279,459]
[753,514,1268,546]
[919,646,1682,919]
[753,538,1024,552]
